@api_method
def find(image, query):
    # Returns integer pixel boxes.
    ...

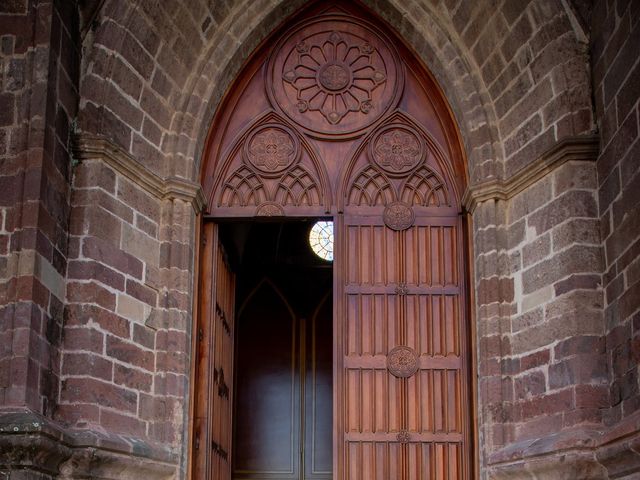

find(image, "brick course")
[0,0,639,479]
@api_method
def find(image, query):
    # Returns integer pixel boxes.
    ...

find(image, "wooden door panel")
[404,294,460,357]
[404,224,459,287]
[346,294,400,356]
[345,225,399,286]
[339,211,467,479]
[192,223,236,480]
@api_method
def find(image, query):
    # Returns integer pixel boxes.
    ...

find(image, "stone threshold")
[0,409,179,478]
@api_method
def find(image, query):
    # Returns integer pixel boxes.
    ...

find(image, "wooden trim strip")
[344,432,464,442]
[344,285,460,295]
[462,135,599,213]
[73,133,206,213]
[344,355,462,369]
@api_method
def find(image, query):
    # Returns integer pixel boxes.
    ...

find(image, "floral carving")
[282,31,386,126]
[383,201,415,231]
[387,345,419,378]
[396,430,411,443]
[370,126,424,174]
[267,17,402,139]
[256,202,285,217]
[244,125,299,174]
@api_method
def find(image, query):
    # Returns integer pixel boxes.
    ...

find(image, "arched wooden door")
[194,1,471,479]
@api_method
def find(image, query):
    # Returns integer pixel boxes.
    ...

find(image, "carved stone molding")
[73,133,206,213]
[462,135,599,213]
[387,346,419,378]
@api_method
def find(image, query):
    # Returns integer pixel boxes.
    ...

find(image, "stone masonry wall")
[591,0,640,429]
[0,0,79,419]
[1,0,639,479]
[472,149,608,478]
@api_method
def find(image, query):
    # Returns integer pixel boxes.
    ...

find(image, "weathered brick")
[114,363,152,392]
[549,354,608,389]
[64,304,130,338]
[514,370,546,399]
[67,281,116,310]
[522,245,602,294]
[100,409,146,437]
[61,377,137,413]
[106,335,154,371]
[62,352,112,381]
[528,191,598,236]
[82,236,143,279]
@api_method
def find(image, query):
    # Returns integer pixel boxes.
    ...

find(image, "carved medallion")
[244,125,299,174]
[395,282,408,296]
[255,202,285,217]
[387,346,419,378]
[383,201,415,231]
[267,15,402,139]
[370,125,424,174]
[396,430,411,443]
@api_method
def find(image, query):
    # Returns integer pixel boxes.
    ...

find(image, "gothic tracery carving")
[401,165,449,207]
[347,166,395,206]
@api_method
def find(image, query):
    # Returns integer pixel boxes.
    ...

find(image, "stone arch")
[78,0,593,188]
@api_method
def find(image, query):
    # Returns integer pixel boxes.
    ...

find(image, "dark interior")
[220,220,333,480]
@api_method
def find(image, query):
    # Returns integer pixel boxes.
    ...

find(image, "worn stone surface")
[0,0,639,479]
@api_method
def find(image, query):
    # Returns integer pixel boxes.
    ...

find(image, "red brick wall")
[591,0,640,426]
[1,0,639,478]
[0,0,78,417]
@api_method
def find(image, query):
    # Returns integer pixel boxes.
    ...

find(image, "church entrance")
[226,221,333,480]
[192,2,472,479]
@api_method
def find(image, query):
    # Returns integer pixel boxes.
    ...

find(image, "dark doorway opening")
[219,221,333,480]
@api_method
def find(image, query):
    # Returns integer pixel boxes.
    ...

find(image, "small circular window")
[309,221,334,261]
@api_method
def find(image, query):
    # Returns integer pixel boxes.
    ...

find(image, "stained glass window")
[309,221,334,261]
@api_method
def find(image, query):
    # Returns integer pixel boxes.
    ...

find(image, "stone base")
[487,413,640,479]
[0,410,179,479]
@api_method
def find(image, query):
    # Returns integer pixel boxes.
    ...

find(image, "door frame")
[190,1,478,476]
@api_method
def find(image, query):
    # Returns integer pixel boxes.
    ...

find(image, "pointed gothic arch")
[194,1,473,478]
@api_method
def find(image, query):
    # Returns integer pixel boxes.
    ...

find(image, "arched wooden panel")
[198,1,471,479]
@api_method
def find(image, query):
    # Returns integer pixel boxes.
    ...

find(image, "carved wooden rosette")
[387,345,419,378]
[396,430,412,444]
[255,202,285,217]
[369,124,424,175]
[383,201,415,230]
[266,14,403,139]
[243,124,300,175]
